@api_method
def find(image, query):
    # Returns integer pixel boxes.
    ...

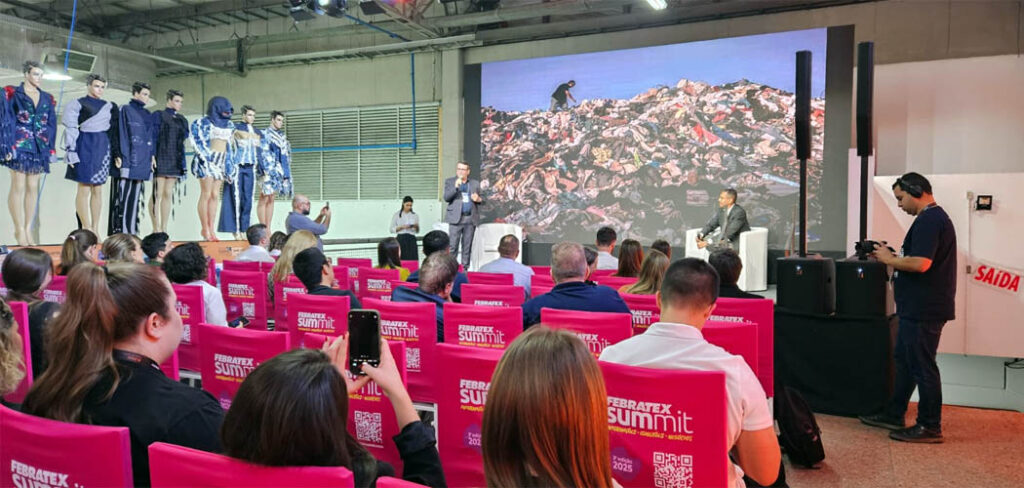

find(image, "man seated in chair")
[478,234,534,298]
[709,248,762,299]
[697,188,750,251]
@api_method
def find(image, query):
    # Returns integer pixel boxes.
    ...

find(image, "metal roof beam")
[100,0,285,29]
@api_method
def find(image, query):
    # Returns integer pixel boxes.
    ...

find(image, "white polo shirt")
[599,321,772,488]
[596,251,619,270]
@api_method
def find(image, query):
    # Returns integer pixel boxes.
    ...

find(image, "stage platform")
[10,240,248,265]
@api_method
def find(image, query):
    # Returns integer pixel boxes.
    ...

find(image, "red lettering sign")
[972,264,1021,293]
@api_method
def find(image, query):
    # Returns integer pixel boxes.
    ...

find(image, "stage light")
[42,71,72,81]
[289,0,322,20]
[645,0,667,10]
[318,0,330,6]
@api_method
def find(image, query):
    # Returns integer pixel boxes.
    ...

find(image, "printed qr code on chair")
[354,410,383,445]
[653,452,693,488]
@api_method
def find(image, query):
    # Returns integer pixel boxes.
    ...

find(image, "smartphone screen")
[348,309,381,376]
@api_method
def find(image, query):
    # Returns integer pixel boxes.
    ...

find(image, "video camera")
[854,240,895,260]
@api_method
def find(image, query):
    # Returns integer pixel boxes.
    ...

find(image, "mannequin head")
[85,74,106,99]
[270,111,284,130]
[166,89,184,111]
[131,81,151,104]
[21,61,42,89]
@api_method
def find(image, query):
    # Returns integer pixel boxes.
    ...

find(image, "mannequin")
[1,61,57,246]
[108,81,155,236]
[257,110,291,228]
[63,73,118,235]
[219,105,259,240]
[189,96,236,241]
[151,89,188,233]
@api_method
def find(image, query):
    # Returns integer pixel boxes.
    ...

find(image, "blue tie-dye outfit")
[218,123,260,233]
[0,83,57,174]
[259,126,291,197]
[189,97,236,181]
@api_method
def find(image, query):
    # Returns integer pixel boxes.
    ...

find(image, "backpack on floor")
[774,384,825,468]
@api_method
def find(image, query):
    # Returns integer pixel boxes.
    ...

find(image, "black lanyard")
[112,349,161,372]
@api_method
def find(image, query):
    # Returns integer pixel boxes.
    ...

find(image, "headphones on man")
[895,177,924,198]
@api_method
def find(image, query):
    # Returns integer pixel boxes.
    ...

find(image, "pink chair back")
[528,265,550,276]
[198,325,289,410]
[3,302,31,404]
[466,271,514,286]
[272,274,306,331]
[540,308,633,357]
[347,341,407,472]
[461,283,525,307]
[222,260,272,273]
[389,280,417,299]
[0,273,8,297]
[591,268,617,279]
[1,405,133,488]
[600,362,729,488]
[171,284,206,371]
[206,257,217,286]
[42,275,67,304]
[358,267,400,301]
[442,303,522,349]
[220,270,269,330]
[160,350,180,381]
[332,265,353,292]
[595,276,637,291]
[436,344,503,487]
[364,298,438,403]
[287,293,350,347]
[301,332,330,349]
[336,258,372,293]
[711,298,774,396]
[621,293,660,336]
[377,476,428,488]
[148,442,354,487]
[401,260,419,273]
[703,321,759,378]
[530,273,555,297]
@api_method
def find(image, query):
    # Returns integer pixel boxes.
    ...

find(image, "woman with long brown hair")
[482,326,615,488]
[612,239,643,278]
[375,236,410,281]
[620,250,670,295]
[57,228,99,275]
[267,230,319,304]
[21,263,223,486]
[1,248,59,378]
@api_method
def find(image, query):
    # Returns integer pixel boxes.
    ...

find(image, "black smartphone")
[348,309,381,376]
[228,316,250,328]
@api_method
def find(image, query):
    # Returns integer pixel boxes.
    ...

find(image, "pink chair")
[528,265,550,276]
[711,298,775,396]
[442,302,522,349]
[590,269,617,279]
[461,283,525,308]
[198,324,289,410]
[160,350,180,381]
[363,298,438,403]
[337,258,372,294]
[3,301,31,404]
[332,265,353,292]
[272,274,307,332]
[377,476,428,488]
[171,284,206,371]
[1,404,133,488]
[148,442,354,487]
[540,308,633,357]
[703,321,759,379]
[347,341,407,472]
[401,260,419,273]
[466,271,514,286]
[222,260,272,273]
[220,270,269,330]
[436,344,503,487]
[530,273,555,297]
[595,275,637,291]
[42,275,67,304]
[206,257,217,286]
[0,273,8,296]
[389,280,417,298]
[358,267,400,301]
[600,362,729,488]
[287,293,350,347]
[620,293,660,336]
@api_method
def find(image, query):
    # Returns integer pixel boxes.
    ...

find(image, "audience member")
[406,230,468,302]
[583,246,598,282]
[221,339,445,487]
[600,258,780,487]
[651,239,672,259]
[709,248,761,299]
[141,232,172,266]
[478,234,534,297]
[292,248,361,307]
[376,236,410,281]
[267,230,318,305]
[594,226,618,270]
[522,242,630,327]
[58,229,100,275]
[267,231,287,258]
[392,252,458,341]
[612,238,643,278]
[102,233,145,264]
[285,194,330,250]
[483,326,614,487]
[236,224,274,263]
[1,249,59,378]
[22,263,224,487]
[620,250,669,295]
[0,298,26,409]
[163,243,228,326]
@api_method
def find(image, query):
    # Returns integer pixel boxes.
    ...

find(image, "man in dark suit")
[443,161,484,268]
[697,188,750,251]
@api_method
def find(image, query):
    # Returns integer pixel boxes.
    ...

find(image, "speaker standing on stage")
[697,188,750,251]
[860,172,956,444]
[443,161,483,268]
[391,195,419,262]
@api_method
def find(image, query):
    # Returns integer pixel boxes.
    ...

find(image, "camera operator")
[859,172,957,444]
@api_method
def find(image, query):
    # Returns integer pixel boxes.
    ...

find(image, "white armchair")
[684,227,768,292]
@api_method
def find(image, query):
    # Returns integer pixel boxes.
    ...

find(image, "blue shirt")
[390,285,446,342]
[478,257,534,298]
[459,182,472,215]
[522,281,631,327]
[285,211,326,250]
[407,268,468,302]
[894,205,957,321]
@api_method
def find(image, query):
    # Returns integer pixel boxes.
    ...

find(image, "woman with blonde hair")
[102,233,145,264]
[482,326,615,488]
[620,250,670,295]
[267,230,319,304]
[0,298,27,408]
[612,239,643,278]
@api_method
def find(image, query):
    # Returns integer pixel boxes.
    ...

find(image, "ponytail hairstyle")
[102,233,141,264]
[22,263,175,423]
[59,229,99,275]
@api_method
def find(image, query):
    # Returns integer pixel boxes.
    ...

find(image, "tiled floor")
[784,404,1024,488]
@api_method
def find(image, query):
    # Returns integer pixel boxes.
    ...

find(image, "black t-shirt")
[551,83,572,103]
[308,285,363,309]
[82,353,224,487]
[893,205,957,321]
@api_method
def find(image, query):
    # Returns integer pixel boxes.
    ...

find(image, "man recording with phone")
[860,172,957,444]
[285,194,331,250]
[443,161,484,269]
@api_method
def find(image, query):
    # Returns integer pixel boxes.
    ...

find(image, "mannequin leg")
[198,177,213,240]
[159,177,174,233]
[75,183,93,233]
[257,193,270,226]
[206,179,223,241]
[24,173,41,245]
[8,171,27,246]
[149,180,159,233]
[90,185,103,236]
